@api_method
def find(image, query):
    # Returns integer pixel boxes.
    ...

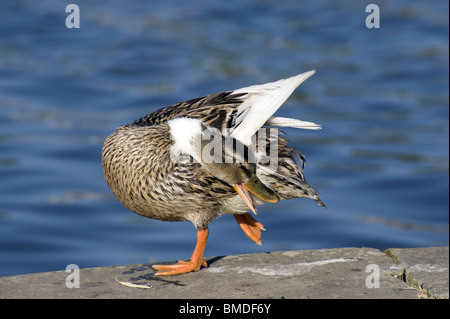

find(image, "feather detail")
[266,116,322,130]
[167,117,203,162]
[230,70,316,145]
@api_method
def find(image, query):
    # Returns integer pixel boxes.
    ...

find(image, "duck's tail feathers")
[266,116,321,130]
[230,70,316,145]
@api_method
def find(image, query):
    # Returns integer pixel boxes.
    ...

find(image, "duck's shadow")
[115,256,225,287]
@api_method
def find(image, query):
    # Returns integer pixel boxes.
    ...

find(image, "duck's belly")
[221,194,264,215]
[115,185,261,229]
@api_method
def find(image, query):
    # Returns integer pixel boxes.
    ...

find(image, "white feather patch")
[168,117,203,160]
[115,275,152,289]
[231,70,316,145]
[266,116,322,130]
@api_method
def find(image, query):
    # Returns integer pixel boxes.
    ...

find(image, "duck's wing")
[135,72,324,206]
[224,71,325,207]
[229,70,318,145]
[133,71,319,140]
[255,129,326,207]
[131,91,245,130]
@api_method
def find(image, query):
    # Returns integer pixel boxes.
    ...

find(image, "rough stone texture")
[385,247,449,298]
[0,247,447,299]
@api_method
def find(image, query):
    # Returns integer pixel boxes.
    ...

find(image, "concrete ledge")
[0,247,448,299]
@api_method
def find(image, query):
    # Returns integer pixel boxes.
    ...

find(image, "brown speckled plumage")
[102,122,234,228]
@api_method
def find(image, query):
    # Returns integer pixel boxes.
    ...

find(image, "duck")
[101,70,325,276]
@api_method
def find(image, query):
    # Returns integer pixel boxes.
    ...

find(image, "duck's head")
[204,161,279,215]
[168,117,279,215]
[200,145,279,216]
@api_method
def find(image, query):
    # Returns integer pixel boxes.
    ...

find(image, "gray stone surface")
[385,247,449,298]
[0,247,447,299]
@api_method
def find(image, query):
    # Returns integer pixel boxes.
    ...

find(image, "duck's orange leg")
[153,228,209,276]
[234,213,265,246]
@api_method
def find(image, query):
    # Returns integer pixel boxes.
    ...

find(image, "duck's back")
[131,92,245,132]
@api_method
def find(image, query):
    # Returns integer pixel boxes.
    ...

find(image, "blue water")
[0,0,448,277]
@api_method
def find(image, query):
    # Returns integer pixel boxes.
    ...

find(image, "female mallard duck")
[102,70,325,276]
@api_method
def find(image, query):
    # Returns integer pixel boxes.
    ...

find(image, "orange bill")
[234,183,258,215]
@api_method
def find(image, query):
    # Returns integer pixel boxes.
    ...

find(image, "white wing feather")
[230,70,317,145]
[266,116,321,130]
